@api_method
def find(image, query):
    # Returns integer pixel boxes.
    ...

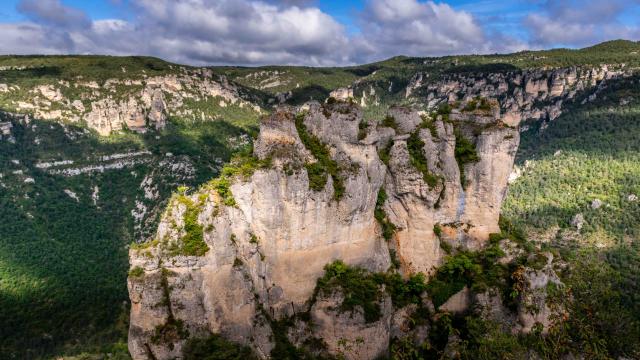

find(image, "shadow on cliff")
[0,114,248,358]
[286,84,332,105]
[516,75,640,163]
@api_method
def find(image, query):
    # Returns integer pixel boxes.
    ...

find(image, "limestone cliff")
[127,95,521,358]
[1,68,261,135]
[357,65,629,132]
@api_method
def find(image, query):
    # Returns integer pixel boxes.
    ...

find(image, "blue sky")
[0,0,540,33]
[0,0,638,66]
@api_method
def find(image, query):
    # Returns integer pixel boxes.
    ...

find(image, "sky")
[0,0,639,66]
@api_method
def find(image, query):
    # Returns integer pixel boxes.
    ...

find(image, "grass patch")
[205,150,271,207]
[128,266,144,278]
[183,334,257,360]
[294,113,345,201]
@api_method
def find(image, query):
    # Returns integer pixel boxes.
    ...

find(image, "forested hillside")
[502,75,640,356]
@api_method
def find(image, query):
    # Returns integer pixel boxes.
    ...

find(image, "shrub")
[317,260,383,323]
[478,97,492,111]
[210,178,236,206]
[454,129,480,186]
[305,162,328,191]
[249,233,259,245]
[427,253,482,307]
[463,99,478,112]
[316,260,429,323]
[407,131,440,187]
[437,103,452,116]
[381,115,399,131]
[433,224,443,237]
[172,195,209,256]
[205,150,271,207]
[358,120,369,140]
[379,272,428,308]
[389,249,401,269]
[439,241,452,255]
[419,114,438,138]
[183,334,257,360]
[462,97,492,113]
[374,188,396,241]
[128,266,144,278]
[220,153,271,180]
[151,268,189,346]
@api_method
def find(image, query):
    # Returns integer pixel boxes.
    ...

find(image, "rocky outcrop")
[84,87,166,135]
[381,104,518,275]
[470,251,565,336]
[289,291,394,360]
[2,68,260,135]
[514,254,565,334]
[329,87,354,100]
[127,97,522,359]
[0,121,13,141]
[416,66,628,127]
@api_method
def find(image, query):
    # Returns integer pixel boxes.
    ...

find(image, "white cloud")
[17,0,90,29]
[354,0,523,62]
[0,23,74,55]
[117,0,351,66]
[523,0,640,47]
[1,0,637,66]
[1,0,506,65]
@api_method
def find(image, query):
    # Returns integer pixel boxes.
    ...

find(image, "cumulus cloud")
[524,0,640,47]
[17,0,90,29]
[0,23,75,55]
[3,0,352,66]
[353,0,529,62]
[1,0,509,65]
[355,0,496,60]
[0,0,636,66]
[124,0,350,65]
[267,0,317,6]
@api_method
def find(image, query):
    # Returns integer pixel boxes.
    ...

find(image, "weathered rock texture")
[3,68,260,135]
[128,96,522,359]
[381,105,518,275]
[359,65,629,131]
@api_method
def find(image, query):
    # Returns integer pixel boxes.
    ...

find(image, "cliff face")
[355,65,627,131]
[1,68,260,135]
[127,92,521,358]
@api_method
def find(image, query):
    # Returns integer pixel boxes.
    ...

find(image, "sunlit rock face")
[127,96,522,359]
